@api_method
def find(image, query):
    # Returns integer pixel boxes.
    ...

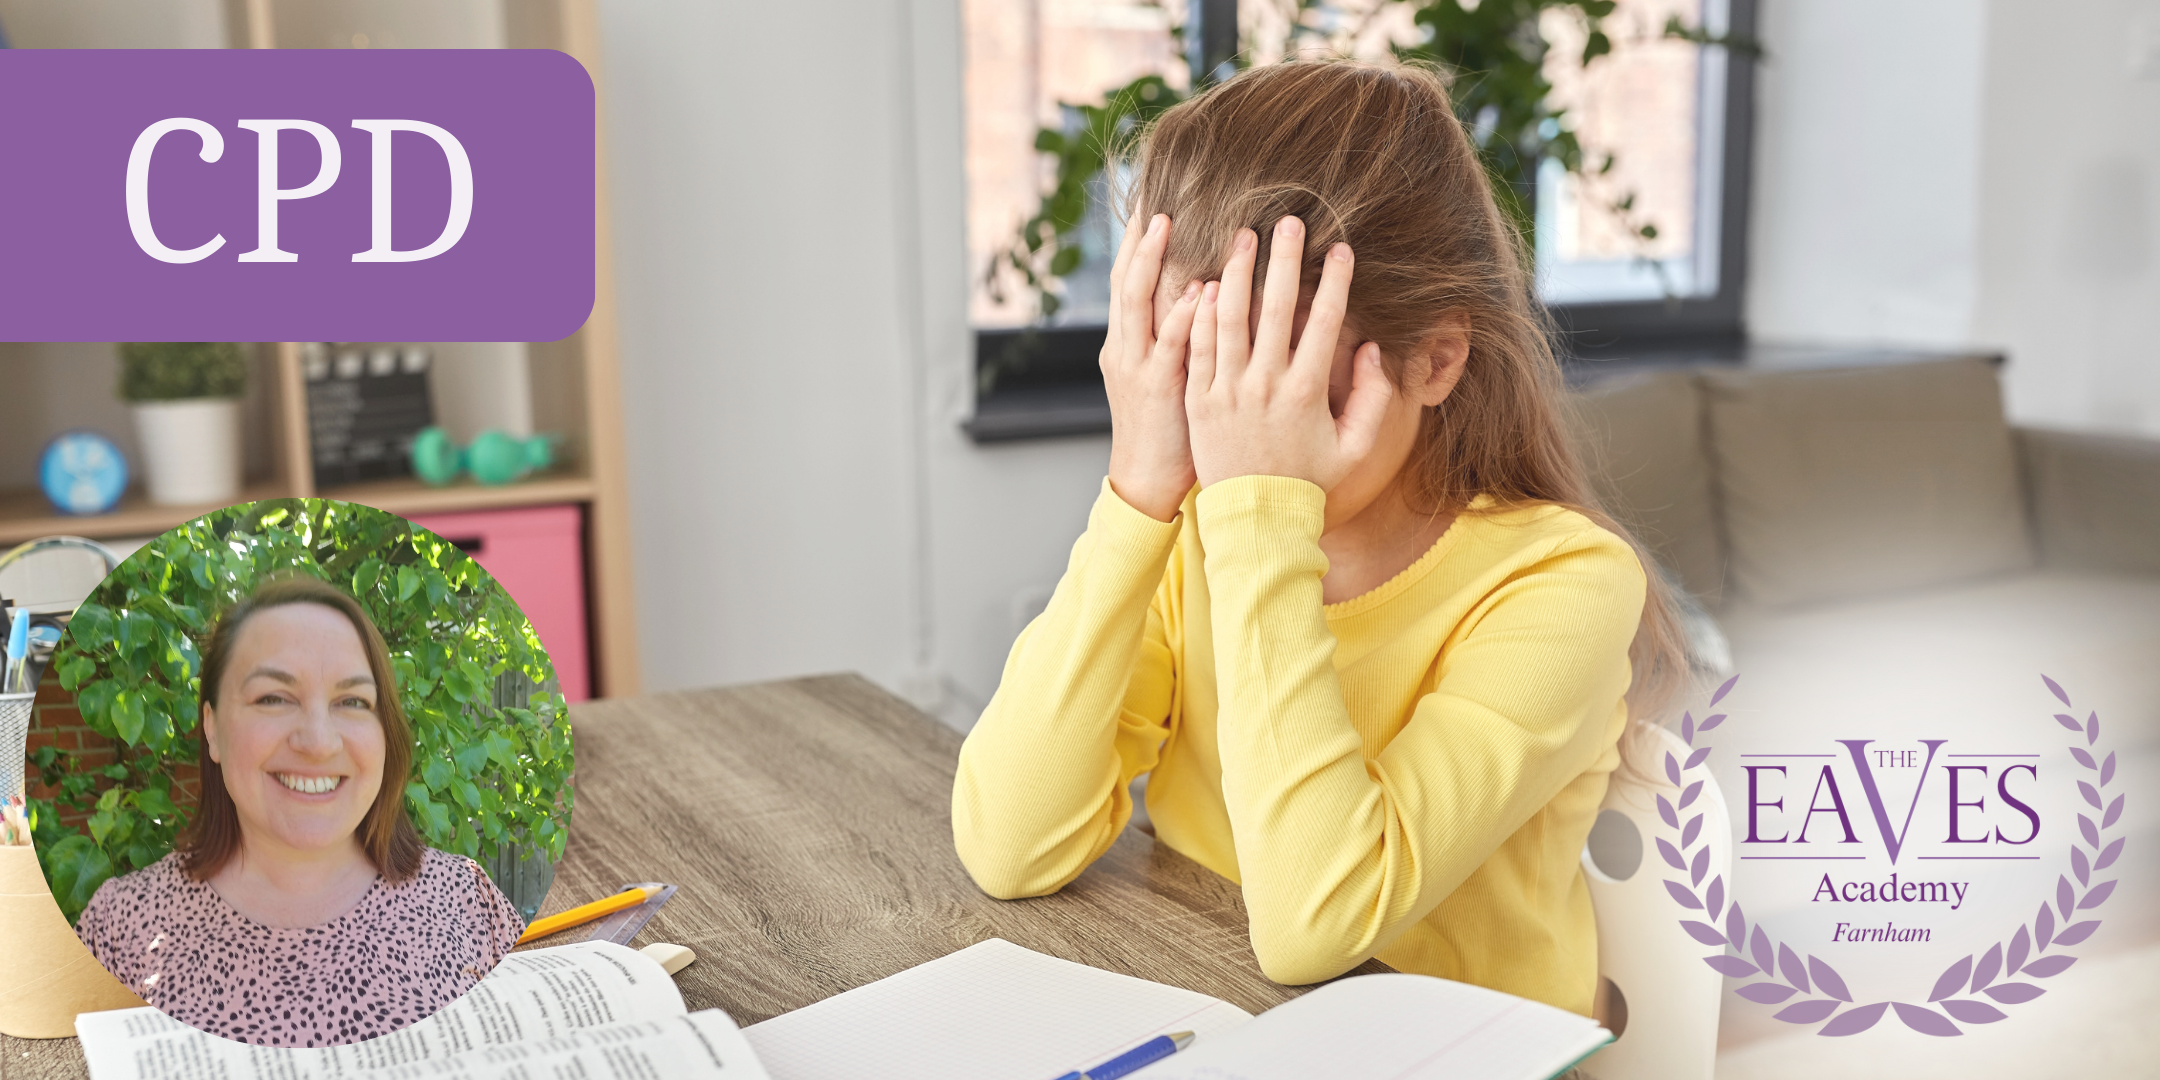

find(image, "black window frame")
[965,0,1761,443]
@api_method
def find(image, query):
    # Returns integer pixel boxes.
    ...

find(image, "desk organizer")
[2,691,30,805]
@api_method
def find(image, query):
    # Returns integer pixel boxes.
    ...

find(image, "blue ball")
[39,430,129,515]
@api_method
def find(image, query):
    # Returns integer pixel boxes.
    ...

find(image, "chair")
[1577,728,1732,1080]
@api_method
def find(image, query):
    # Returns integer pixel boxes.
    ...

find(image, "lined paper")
[1132,973,1609,1080]
[742,938,1255,1080]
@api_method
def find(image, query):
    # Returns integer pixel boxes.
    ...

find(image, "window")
[1538,0,1716,304]
[1536,0,1755,349]
[966,0,1189,331]
[961,0,1760,439]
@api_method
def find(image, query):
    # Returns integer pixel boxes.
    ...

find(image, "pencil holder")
[0,846,150,1037]
[1,692,32,806]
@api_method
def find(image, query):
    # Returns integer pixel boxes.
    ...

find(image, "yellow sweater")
[952,475,1645,1014]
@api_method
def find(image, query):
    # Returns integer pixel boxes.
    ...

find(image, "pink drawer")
[406,504,590,702]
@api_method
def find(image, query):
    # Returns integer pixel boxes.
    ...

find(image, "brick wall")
[25,666,201,833]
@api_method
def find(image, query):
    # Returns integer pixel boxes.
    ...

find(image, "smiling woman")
[26,498,572,1049]
[71,576,525,1047]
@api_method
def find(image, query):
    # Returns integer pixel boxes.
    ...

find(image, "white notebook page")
[742,938,1254,1080]
[1131,973,1609,1080]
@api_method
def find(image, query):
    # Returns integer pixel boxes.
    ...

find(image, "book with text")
[75,940,768,1080]
[79,937,1611,1080]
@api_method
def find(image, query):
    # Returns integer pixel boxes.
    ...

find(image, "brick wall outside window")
[24,667,201,833]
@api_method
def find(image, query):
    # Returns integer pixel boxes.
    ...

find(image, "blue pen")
[1053,1031,1195,1080]
[4,609,27,694]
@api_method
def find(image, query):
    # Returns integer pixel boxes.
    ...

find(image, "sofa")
[1563,354,2160,1049]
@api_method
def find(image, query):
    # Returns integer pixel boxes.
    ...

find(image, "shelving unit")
[0,0,641,697]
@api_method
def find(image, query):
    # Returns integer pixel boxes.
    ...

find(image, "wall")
[21,669,202,831]
[598,0,925,696]
[0,0,224,47]
[596,0,1109,721]
[1971,0,2160,433]
[1746,0,2160,435]
[904,0,1116,721]
[1744,0,1989,348]
[266,0,504,49]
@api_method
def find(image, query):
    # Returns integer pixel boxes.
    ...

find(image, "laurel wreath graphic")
[1655,674,2123,1036]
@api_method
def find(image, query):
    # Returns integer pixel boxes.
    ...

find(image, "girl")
[951,59,1685,1017]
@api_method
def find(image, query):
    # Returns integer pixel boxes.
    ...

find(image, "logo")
[0,49,594,341]
[1657,676,2124,1036]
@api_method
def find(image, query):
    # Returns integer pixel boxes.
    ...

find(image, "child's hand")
[1186,217,1393,493]
[1102,212,1203,522]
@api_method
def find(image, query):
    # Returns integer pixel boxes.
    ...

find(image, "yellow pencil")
[517,885,662,945]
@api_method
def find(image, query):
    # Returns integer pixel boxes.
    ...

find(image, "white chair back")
[1577,729,1731,1080]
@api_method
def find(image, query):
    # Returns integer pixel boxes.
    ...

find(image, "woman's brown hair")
[1126,59,1690,771]
[177,574,426,882]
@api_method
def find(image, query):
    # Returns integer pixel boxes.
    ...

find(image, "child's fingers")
[1108,208,1145,291]
[1117,214,1172,362]
[1251,216,1306,372]
[1106,208,1146,340]
[1153,279,1202,374]
[1294,243,1354,389]
[1215,228,1258,377]
[1335,343,1395,462]
[1189,280,1221,396]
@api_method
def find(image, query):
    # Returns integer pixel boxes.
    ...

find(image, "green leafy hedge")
[32,499,573,922]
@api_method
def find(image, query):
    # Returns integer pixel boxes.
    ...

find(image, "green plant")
[986,0,1757,331]
[1399,0,1627,243]
[118,342,247,402]
[982,73,1186,326]
[32,499,572,922]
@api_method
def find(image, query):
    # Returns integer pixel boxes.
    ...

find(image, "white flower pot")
[130,398,243,507]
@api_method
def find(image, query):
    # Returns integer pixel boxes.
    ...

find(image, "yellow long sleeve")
[952,478,1182,898]
[953,474,1645,1014]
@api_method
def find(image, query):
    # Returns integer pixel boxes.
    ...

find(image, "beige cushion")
[1701,357,2034,607]
[1566,369,1725,607]
[2017,426,2160,576]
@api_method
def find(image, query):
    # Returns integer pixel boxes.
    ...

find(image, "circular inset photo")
[15,499,572,1048]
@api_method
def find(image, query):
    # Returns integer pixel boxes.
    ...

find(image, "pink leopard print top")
[76,848,524,1047]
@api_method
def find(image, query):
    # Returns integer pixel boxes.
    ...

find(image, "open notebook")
[75,936,1605,1080]
[744,938,1611,1080]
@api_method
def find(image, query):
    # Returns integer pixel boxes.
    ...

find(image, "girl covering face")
[952,60,1687,1018]
[76,575,525,1047]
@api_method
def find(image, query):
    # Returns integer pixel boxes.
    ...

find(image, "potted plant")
[118,342,247,506]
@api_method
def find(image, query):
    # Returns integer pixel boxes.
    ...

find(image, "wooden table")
[4,674,1377,1078]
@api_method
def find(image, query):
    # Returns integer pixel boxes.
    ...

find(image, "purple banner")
[0,49,594,341]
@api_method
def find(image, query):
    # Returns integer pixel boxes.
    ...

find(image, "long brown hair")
[1126,59,1688,773]
[177,574,425,883]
